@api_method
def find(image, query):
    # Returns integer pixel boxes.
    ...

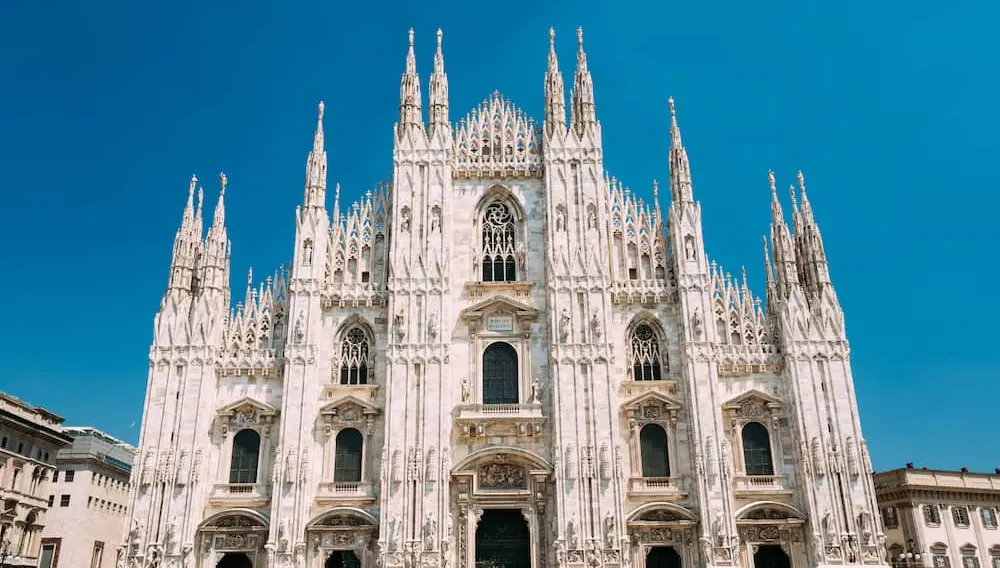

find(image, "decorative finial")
[577,27,584,46]
[408,28,414,47]
[436,28,442,48]
[797,170,806,192]
[247,267,253,288]
[189,174,198,194]
[668,97,676,117]
[767,170,776,192]
[219,171,228,195]
[318,101,324,121]
[549,27,556,46]
[652,179,659,198]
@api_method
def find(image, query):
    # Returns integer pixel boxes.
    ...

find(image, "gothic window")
[628,323,665,381]
[339,327,372,385]
[953,506,971,527]
[481,203,517,282]
[882,506,899,529]
[924,505,941,526]
[333,428,363,483]
[983,507,997,528]
[639,424,670,478]
[482,342,518,404]
[229,429,260,484]
[741,422,774,476]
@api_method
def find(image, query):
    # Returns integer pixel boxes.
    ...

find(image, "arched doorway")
[646,546,682,568]
[754,544,791,568]
[326,550,361,568]
[475,509,530,568]
[217,553,253,568]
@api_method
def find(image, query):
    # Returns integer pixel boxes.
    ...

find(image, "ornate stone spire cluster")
[398,28,424,137]
[164,173,230,301]
[667,97,693,203]
[427,29,449,137]
[570,27,597,135]
[607,176,672,288]
[304,101,327,209]
[543,28,566,136]
[453,92,541,178]
[222,266,289,361]
[324,181,391,300]
[710,263,774,347]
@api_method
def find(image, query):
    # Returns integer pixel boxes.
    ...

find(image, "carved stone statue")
[692,307,704,339]
[684,235,696,260]
[278,517,289,552]
[516,242,526,270]
[604,512,616,548]
[460,378,470,403]
[401,208,411,232]
[555,207,566,231]
[394,310,406,340]
[116,545,127,568]
[165,518,178,550]
[427,313,439,341]
[530,379,541,404]
[558,309,571,341]
[423,512,437,551]
[430,208,441,233]
[567,517,579,549]
[590,310,602,340]
[588,209,597,229]
[293,312,304,344]
[302,239,313,265]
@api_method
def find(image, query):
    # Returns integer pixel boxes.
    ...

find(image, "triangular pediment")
[217,397,279,419]
[460,295,539,322]
[622,390,684,413]
[319,394,381,418]
[722,389,782,415]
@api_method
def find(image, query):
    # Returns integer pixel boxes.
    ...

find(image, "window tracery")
[338,326,373,385]
[627,323,666,381]
[481,203,517,282]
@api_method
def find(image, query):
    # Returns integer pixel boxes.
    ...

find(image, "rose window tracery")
[481,203,517,282]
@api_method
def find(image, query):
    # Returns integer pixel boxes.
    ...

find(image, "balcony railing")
[628,476,685,497]
[733,475,790,493]
[210,483,271,500]
[316,481,375,504]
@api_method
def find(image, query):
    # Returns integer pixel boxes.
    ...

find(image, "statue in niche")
[423,512,437,550]
[603,512,616,548]
[530,379,541,404]
[430,208,441,233]
[588,208,598,230]
[278,517,289,552]
[427,313,438,341]
[684,235,696,260]
[692,307,704,339]
[165,518,178,550]
[400,208,411,232]
[394,310,406,340]
[460,377,470,403]
[558,309,571,341]
[590,310,602,340]
[516,242,527,270]
[555,207,566,231]
[567,517,579,549]
[302,239,313,265]
[293,312,304,344]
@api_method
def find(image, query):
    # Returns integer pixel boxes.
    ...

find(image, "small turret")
[791,171,832,299]
[427,29,450,137]
[544,28,566,137]
[397,28,424,138]
[303,101,327,210]
[571,27,597,135]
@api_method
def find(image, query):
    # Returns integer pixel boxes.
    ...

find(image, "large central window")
[628,323,665,381]
[482,342,519,404]
[339,327,372,385]
[481,203,517,282]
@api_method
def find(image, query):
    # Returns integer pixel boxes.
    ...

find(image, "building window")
[990,557,1000,568]
[741,422,775,476]
[482,342,519,404]
[481,202,517,282]
[935,556,952,568]
[924,505,941,525]
[882,507,899,529]
[963,556,981,568]
[333,428,364,483]
[48,495,54,507]
[229,429,261,484]
[52,471,59,482]
[639,424,670,478]
[39,544,56,568]
[953,506,970,527]
[60,495,70,507]
[91,541,104,568]
[64,470,75,482]
[627,323,665,381]
[983,507,998,529]
[339,326,373,385]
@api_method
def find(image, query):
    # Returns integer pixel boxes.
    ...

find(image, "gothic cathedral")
[124,28,888,568]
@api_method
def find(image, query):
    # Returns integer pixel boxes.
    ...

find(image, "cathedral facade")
[124,27,888,568]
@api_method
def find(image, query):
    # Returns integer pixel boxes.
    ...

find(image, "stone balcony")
[315,480,376,506]
[627,476,688,500]
[733,474,793,496]
[208,483,271,506]
[454,403,545,439]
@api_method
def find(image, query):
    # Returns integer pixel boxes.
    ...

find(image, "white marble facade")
[124,28,889,568]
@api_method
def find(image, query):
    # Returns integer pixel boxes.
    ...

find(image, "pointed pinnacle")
[189,174,198,195]
[318,100,324,121]
[549,27,555,46]
[797,170,807,193]
[219,171,228,197]
[668,96,676,117]
[436,28,442,49]
[408,28,414,47]
[577,26,584,48]
[768,170,776,193]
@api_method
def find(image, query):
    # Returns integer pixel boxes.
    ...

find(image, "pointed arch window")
[482,342,518,404]
[333,428,364,483]
[229,429,261,484]
[339,327,372,385]
[628,323,665,381]
[481,203,517,282]
[741,422,774,476]
[639,423,670,477]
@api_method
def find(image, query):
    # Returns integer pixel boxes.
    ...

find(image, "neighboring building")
[875,465,1000,568]
[0,392,72,568]
[40,426,136,568]
[125,28,889,568]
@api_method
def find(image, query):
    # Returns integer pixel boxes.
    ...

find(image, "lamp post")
[895,539,924,568]
[0,537,11,568]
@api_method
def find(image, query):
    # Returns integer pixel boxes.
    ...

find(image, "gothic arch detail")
[335,320,375,385]
[474,187,525,282]
[626,317,668,381]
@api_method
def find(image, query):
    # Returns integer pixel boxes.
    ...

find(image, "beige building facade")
[40,426,136,567]
[875,466,1000,568]
[0,392,72,568]
[125,28,889,568]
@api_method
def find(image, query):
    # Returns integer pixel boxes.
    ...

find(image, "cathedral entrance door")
[646,546,682,568]
[326,550,362,568]
[753,545,791,568]
[217,552,253,568]
[475,509,531,568]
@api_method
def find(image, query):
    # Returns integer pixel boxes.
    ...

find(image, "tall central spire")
[428,29,450,136]
[398,28,424,137]
[303,101,327,209]
[544,28,566,137]
[571,27,596,134]
[667,97,693,203]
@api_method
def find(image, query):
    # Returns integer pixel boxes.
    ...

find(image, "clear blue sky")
[1,0,996,472]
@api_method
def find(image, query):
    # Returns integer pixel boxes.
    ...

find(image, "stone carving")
[684,234,696,260]
[394,310,406,341]
[691,307,704,339]
[720,439,732,477]
[530,379,541,404]
[427,312,439,341]
[516,242,526,271]
[590,310,602,340]
[460,378,470,403]
[588,208,598,229]
[233,405,258,425]
[278,517,289,552]
[425,446,437,480]
[599,443,611,481]
[604,512,616,548]
[738,398,767,419]
[812,438,825,476]
[116,546,126,568]
[567,517,579,549]
[846,437,860,476]
[558,309,571,341]
[191,449,203,484]
[565,445,577,480]
[285,447,297,483]
[423,512,437,550]
[272,445,282,483]
[555,206,566,231]
[389,515,401,552]
[293,311,304,344]
[478,462,527,489]
[400,207,411,232]
[430,207,441,233]
[130,518,145,545]
[302,239,313,265]
[298,448,309,485]
[165,517,178,551]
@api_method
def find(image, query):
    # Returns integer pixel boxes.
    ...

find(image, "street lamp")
[896,539,923,568]
[0,537,12,568]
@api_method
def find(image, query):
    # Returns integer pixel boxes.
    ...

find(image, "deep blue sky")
[1,0,996,472]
